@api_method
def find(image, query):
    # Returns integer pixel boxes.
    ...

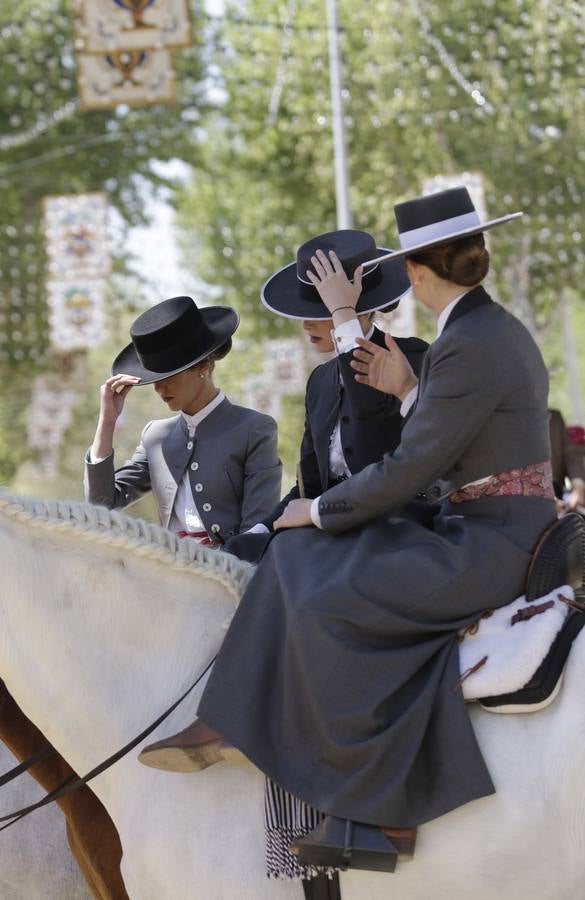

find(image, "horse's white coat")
[0,744,91,900]
[0,494,584,900]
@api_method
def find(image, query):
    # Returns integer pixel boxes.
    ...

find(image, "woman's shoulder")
[223,400,278,431]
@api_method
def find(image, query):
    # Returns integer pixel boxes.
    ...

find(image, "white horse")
[0,492,584,900]
[0,743,90,900]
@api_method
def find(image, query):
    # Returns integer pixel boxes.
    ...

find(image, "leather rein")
[0,654,217,832]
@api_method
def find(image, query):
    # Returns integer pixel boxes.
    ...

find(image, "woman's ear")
[405,258,422,286]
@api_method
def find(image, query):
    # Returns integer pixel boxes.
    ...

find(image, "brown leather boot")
[138,719,247,772]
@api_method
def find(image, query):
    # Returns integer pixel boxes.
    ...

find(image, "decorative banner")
[47,279,107,351]
[44,192,110,280]
[75,0,192,53]
[77,48,176,108]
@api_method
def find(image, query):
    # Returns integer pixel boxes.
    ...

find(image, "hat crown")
[296,229,378,282]
[394,187,477,233]
[129,296,215,374]
[394,187,482,251]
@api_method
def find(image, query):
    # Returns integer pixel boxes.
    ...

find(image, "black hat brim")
[112,306,239,385]
[386,212,523,260]
[261,247,410,321]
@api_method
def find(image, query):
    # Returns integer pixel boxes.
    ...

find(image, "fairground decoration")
[75,0,192,53]
[44,192,110,351]
[77,48,175,108]
[47,280,107,352]
[44,192,111,280]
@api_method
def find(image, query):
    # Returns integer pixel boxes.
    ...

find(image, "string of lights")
[408,0,495,115]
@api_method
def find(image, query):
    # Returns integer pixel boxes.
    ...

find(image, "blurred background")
[0,0,583,520]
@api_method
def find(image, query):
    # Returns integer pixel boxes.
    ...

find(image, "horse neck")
[0,500,245,785]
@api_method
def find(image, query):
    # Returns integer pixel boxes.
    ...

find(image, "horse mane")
[0,492,254,604]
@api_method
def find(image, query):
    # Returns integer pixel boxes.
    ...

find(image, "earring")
[200,372,206,379]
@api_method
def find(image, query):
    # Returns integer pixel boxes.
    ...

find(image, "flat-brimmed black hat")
[112,296,239,385]
[362,187,523,267]
[261,229,410,321]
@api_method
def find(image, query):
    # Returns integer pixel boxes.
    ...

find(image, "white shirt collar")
[181,390,225,432]
[436,291,469,338]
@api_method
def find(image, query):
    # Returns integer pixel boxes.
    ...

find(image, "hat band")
[135,331,215,375]
[296,261,382,303]
[399,211,481,250]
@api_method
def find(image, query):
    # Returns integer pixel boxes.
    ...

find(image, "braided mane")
[0,493,254,604]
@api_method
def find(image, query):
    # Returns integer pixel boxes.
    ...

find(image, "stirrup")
[526,512,585,603]
[289,815,398,873]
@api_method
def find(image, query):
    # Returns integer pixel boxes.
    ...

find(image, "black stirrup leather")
[525,512,585,603]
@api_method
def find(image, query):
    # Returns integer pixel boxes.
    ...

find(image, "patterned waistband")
[176,530,221,547]
[448,460,555,504]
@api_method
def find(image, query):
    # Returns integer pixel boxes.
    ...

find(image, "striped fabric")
[264,779,337,880]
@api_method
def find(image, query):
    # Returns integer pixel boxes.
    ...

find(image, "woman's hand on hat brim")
[99,374,141,425]
[305,249,363,317]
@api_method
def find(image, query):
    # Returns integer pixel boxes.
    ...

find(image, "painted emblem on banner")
[75,0,192,52]
[47,280,107,351]
[77,48,175,108]
[44,193,110,279]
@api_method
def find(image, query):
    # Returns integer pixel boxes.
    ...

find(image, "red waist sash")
[448,460,554,503]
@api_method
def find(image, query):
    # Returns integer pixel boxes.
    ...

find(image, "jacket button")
[211,523,220,533]
[344,447,353,456]
[341,415,350,424]
[186,441,193,450]
[191,462,199,471]
[202,503,212,512]
[195,483,203,493]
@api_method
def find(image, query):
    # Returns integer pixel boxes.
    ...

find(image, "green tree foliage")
[0,0,208,480]
[176,0,585,335]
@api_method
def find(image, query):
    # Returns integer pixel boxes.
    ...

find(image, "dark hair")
[407,233,489,286]
[209,338,232,362]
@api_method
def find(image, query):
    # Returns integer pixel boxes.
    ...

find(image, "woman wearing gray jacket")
[85,296,282,544]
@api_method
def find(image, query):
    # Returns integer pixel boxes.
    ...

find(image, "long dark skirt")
[199,496,555,826]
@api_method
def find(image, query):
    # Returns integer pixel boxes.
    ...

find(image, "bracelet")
[331,306,355,314]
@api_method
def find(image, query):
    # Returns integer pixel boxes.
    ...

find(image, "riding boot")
[138,719,246,772]
[290,815,399,873]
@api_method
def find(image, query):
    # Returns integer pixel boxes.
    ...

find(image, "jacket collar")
[442,285,493,332]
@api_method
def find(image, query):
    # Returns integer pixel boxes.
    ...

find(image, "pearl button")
[203,502,212,512]
[186,441,193,450]
[190,462,199,471]
[194,483,203,493]
[211,523,220,533]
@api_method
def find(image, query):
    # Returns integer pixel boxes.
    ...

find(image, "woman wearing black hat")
[253,229,427,539]
[85,296,282,544]
[139,189,557,872]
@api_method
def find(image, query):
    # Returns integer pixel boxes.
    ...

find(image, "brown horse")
[0,682,128,900]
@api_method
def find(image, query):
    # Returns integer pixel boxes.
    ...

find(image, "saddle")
[478,512,585,713]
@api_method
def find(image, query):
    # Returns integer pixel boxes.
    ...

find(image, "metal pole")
[325,0,352,228]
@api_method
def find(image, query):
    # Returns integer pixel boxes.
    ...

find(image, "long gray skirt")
[199,496,555,826]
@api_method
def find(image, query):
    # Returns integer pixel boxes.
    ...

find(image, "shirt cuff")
[245,523,270,535]
[400,385,418,417]
[310,496,323,529]
[332,318,362,355]
[89,449,110,465]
